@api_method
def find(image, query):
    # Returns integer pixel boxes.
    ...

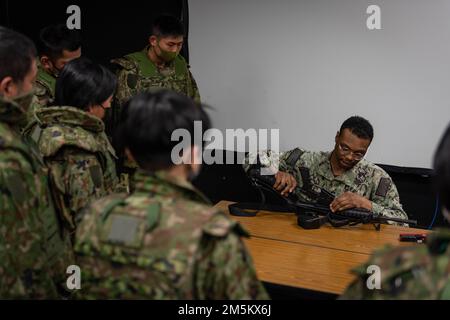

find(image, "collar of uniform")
[316,151,365,188]
[35,106,105,133]
[0,95,26,128]
[134,169,212,205]
[315,151,335,181]
[36,60,57,95]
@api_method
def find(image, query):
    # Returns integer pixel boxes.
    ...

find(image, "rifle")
[229,167,417,230]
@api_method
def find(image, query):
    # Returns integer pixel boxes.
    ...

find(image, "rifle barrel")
[294,202,417,226]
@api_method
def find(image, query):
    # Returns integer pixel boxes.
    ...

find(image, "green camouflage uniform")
[340,228,450,299]
[0,96,74,299]
[112,46,201,107]
[26,63,56,125]
[23,106,120,233]
[110,47,201,187]
[35,63,56,108]
[244,149,408,222]
[74,170,269,299]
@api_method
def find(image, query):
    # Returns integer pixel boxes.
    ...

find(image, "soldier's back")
[25,106,119,231]
[341,228,450,299]
[0,120,59,298]
[74,171,268,299]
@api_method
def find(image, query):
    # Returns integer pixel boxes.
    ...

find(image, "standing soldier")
[111,14,201,188]
[24,57,122,236]
[112,14,200,107]
[74,90,268,299]
[0,26,73,299]
[26,24,81,125]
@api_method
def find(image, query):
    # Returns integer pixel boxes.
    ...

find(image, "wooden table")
[215,200,429,295]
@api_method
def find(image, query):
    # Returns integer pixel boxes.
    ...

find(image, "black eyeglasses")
[337,143,366,161]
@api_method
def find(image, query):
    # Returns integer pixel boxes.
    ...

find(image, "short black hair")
[55,57,117,110]
[151,14,185,38]
[37,24,81,60]
[0,26,36,83]
[340,116,374,141]
[433,124,450,211]
[116,90,211,171]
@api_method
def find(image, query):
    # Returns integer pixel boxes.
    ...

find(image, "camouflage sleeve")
[47,150,108,230]
[369,169,409,224]
[193,215,269,300]
[114,67,137,108]
[23,95,41,130]
[34,81,53,108]
[242,148,304,177]
[187,69,201,104]
[101,142,120,195]
[0,150,57,298]
[242,149,284,174]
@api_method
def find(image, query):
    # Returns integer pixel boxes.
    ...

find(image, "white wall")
[189,0,450,168]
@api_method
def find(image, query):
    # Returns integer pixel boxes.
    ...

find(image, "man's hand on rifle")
[273,171,297,196]
[330,192,373,213]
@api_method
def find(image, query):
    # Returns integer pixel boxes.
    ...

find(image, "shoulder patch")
[375,177,391,197]
[106,214,144,247]
[127,73,138,89]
